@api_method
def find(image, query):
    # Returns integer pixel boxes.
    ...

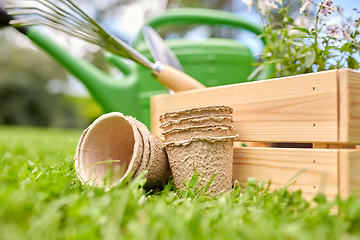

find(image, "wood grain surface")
[151,70,340,142]
[339,149,360,198]
[338,69,360,143]
[233,147,338,199]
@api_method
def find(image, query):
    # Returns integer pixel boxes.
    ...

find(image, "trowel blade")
[142,25,184,72]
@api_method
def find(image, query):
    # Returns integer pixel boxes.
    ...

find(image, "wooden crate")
[150,68,360,199]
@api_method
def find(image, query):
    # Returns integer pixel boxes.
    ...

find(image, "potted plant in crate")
[242,0,360,79]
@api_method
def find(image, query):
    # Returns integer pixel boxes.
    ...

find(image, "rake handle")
[155,65,205,92]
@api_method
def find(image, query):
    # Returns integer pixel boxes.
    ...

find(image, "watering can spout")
[24,28,141,118]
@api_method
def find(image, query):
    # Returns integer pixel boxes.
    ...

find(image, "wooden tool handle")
[155,65,205,92]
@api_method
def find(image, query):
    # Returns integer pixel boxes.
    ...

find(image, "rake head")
[7,0,108,46]
[6,0,153,67]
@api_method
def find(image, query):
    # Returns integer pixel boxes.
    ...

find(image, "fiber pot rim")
[161,124,234,136]
[159,105,233,122]
[74,112,143,189]
[164,135,239,147]
[125,116,153,180]
[159,115,233,129]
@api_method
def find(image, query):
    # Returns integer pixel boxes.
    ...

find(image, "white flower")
[343,25,353,40]
[294,15,310,28]
[323,0,333,7]
[258,0,280,15]
[326,24,341,38]
[300,0,312,13]
[289,16,313,35]
[241,0,254,11]
[318,0,337,16]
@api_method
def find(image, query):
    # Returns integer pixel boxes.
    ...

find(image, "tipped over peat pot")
[74,112,171,189]
[159,106,238,194]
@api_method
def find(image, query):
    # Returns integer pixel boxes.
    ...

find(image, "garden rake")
[6,0,205,92]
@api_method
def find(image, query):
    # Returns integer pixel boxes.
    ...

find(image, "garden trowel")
[142,25,185,73]
[142,25,188,94]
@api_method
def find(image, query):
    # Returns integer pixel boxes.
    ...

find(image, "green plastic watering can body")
[17,8,267,128]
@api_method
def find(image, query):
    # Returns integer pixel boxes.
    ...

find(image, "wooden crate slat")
[233,147,339,198]
[339,149,360,198]
[151,70,339,142]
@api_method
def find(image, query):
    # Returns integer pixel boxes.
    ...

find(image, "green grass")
[1,126,360,240]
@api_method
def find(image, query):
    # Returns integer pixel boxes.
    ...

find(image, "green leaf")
[340,42,351,52]
[265,28,272,34]
[256,180,265,191]
[347,56,360,70]
[352,43,360,51]
[291,41,304,47]
[287,17,294,24]
[305,50,316,68]
[294,53,309,59]
[291,34,314,39]
[271,30,278,42]
[292,27,310,35]
[247,64,264,81]
[247,177,257,187]
[265,58,289,64]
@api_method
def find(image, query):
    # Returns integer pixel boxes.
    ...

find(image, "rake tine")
[7,8,74,28]
[7,0,110,42]
[5,0,156,66]
[35,0,99,32]
[10,17,105,47]
[7,2,83,29]
[7,5,99,38]
[56,0,108,36]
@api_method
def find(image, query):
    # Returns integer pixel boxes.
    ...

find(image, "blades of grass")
[284,169,306,188]
[247,64,264,81]
[286,180,297,189]
[202,173,216,196]
[264,179,272,193]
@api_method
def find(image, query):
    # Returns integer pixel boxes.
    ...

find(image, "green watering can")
[1,7,267,128]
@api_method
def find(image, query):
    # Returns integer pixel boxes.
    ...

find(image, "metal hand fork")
[6,0,205,92]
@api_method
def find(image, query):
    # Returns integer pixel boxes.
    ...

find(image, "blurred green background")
[0,0,355,129]
[0,0,244,129]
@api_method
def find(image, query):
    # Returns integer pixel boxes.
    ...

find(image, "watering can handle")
[146,8,265,45]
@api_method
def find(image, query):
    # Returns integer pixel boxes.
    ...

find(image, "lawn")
[1,126,360,240]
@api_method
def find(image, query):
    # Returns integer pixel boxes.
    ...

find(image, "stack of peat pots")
[159,106,238,195]
[74,112,171,190]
